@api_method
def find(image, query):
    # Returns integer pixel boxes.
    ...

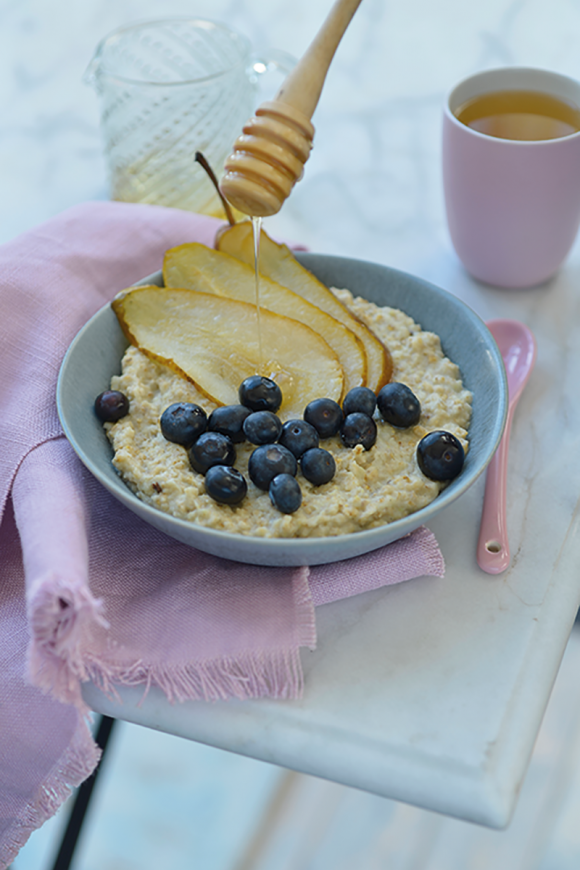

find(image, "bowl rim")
[56,253,508,564]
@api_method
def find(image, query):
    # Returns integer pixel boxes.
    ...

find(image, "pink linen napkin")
[0,202,444,868]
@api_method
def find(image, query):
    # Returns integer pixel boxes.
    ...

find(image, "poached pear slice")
[215,221,392,393]
[112,285,343,418]
[163,242,366,398]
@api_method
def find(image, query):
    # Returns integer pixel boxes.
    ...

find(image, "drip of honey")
[252,215,263,373]
[249,217,296,401]
[454,89,580,141]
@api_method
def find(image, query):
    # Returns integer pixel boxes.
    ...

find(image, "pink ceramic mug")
[443,67,580,288]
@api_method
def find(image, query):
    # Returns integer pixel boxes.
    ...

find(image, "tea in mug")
[454,89,580,140]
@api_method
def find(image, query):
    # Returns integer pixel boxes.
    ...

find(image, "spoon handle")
[476,416,513,574]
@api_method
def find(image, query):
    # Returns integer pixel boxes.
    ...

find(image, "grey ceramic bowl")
[56,254,508,566]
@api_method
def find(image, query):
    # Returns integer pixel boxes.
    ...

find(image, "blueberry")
[416,431,464,481]
[208,405,251,443]
[269,474,302,514]
[342,386,377,418]
[303,398,344,439]
[300,447,336,486]
[239,375,282,412]
[189,432,236,475]
[341,412,377,450]
[243,410,282,445]
[205,465,247,505]
[160,402,207,447]
[248,444,297,491]
[278,419,320,458]
[377,383,421,428]
[94,390,129,422]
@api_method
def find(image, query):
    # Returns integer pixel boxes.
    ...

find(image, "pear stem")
[195,152,236,225]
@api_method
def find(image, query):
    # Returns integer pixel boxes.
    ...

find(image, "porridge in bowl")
[102,273,472,539]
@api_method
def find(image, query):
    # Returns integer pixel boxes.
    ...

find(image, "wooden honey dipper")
[219,0,364,217]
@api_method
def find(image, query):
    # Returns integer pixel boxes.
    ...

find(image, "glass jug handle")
[82,37,107,94]
[247,49,297,99]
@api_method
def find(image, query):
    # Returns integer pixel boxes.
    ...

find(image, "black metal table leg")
[49,715,116,870]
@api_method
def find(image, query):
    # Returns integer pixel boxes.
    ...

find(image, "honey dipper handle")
[275,0,364,120]
[220,0,364,216]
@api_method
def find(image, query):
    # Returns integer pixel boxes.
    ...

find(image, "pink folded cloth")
[0,202,444,868]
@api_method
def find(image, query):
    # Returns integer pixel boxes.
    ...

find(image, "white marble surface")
[5,0,580,829]
[14,633,580,869]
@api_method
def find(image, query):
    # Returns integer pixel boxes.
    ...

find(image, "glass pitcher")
[85,18,294,216]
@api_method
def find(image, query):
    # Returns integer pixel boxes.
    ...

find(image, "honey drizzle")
[252,215,264,372]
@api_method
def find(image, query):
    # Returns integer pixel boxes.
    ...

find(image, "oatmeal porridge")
[105,288,472,538]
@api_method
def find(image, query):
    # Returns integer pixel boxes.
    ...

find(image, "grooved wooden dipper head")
[220,102,315,218]
[219,0,363,217]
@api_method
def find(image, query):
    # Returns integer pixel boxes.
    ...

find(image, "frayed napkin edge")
[0,716,100,870]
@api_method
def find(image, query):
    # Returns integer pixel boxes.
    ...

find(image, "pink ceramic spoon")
[477,319,537,574]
